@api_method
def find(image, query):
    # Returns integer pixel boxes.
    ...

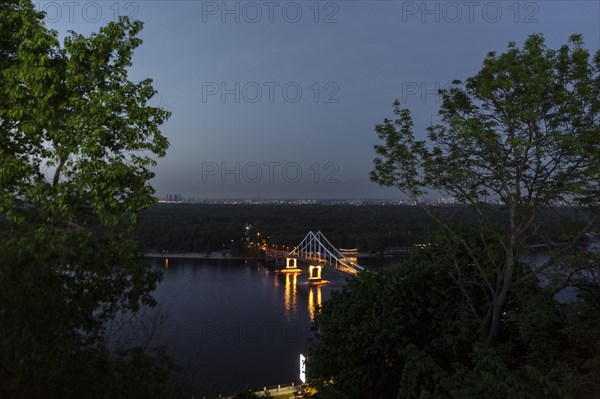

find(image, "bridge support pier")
[280,257,301,273]
[308,265,326,285]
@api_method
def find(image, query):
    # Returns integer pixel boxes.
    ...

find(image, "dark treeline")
[135,204,437,253]
[135,204,583,254]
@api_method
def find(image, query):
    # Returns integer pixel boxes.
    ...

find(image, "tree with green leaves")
[370,34,599,346]
[308,226,600,398]
[0,1,177,397]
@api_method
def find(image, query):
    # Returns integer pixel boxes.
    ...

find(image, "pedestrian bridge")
[264,231,364,280]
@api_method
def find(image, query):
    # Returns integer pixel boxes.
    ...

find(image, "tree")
[0,1,176,397]
[370,34,600,345]
[308,226,600,398]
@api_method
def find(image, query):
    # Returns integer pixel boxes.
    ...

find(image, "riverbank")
[223,383,302,398]
[144,251,250,260]
[144,250,400,260]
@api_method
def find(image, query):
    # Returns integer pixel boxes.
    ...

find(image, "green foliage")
[309,232,458,398]
[0,1,179,397]
[308,227,600,398]
[372,34,600,209]
[370,33,600,345]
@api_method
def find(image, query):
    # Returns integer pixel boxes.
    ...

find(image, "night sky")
[44,0,600,199]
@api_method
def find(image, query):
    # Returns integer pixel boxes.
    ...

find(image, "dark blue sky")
[45,1,600,199]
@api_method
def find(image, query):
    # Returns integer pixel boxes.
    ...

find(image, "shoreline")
[144,251,251,260]
[143,251,402,260]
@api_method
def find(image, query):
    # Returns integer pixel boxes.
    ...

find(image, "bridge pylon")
[308,264,327,285]
[280,257,301,273]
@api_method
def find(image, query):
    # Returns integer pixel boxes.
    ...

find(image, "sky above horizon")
[43,0,600,199]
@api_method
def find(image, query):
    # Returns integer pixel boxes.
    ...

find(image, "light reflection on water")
[284,273,298,321]
[139,257,352,397]
[307,285,322,321]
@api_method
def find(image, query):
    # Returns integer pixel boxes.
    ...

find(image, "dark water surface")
[136,236,597,396]
[144,258,358,397]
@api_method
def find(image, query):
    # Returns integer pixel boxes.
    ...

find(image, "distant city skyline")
[44,1,600,199]
[156,194,470,205]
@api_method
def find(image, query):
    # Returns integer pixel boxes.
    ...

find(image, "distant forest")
[135,204,584,254]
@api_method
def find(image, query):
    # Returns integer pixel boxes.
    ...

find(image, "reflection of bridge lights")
[284,273,297,320]
[308,285,322,321]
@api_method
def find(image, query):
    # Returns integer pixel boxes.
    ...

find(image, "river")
[118,257,393,397]
[120,236,600,397]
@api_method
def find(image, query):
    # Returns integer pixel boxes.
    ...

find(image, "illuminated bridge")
[265,231,364,281]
